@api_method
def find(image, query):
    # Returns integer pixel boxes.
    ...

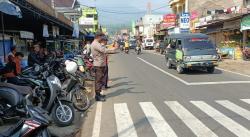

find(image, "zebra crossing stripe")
[165,101,218,137]
[191,101,250,137]
[216,100,250,120]
[92,102,102,137]
[114,103,138,137]
[139,102,177,137]
[241,99,250,105]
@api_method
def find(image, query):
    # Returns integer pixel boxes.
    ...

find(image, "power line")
[79,3,168,15]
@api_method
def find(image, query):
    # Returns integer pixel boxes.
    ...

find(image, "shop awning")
[0,0,21,17]
[241,15,250,31]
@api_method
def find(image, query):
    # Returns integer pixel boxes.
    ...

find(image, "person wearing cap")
[91,33,118,101]
[28,43,41,67]
[99,37,110,90]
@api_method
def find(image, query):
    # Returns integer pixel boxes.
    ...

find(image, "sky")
[79,0,171,27]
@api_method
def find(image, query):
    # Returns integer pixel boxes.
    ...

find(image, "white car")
[143,38,154,50]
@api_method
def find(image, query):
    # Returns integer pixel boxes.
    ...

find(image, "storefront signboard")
[20,31,34,39]
[180,13,190,29]
[163,14,176,28]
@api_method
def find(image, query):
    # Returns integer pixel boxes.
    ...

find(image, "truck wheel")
[176,64,184,74]
[207,67,215,73]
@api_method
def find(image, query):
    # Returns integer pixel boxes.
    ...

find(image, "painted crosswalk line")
[92,102,102,137]
[165,101,218,137]
[191,101,250,137]
[114,103,138,137]
[216,100,250,120]
[139,102,177,137]
[241,99,250,105]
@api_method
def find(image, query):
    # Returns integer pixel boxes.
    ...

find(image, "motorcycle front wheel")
[52,101,75,127]
[72,89,90,111]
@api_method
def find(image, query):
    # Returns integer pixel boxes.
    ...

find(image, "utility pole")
[51,0,55,8]
[185,0,189,12]
[147,2,152,15]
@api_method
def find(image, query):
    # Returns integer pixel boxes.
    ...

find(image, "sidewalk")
[218,60,250,76]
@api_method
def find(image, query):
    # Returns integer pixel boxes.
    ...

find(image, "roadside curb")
[75,80,96,137]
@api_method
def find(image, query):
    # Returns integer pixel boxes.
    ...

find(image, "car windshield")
[130,40,136,44]
[184,38,215,50]
[147,39,153,42]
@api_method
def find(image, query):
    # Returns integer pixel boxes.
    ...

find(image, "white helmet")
[65,60,78,74]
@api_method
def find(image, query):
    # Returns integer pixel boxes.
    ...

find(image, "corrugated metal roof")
[41,0,76,8]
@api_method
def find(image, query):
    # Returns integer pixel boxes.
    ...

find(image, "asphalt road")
[80,50,250,137]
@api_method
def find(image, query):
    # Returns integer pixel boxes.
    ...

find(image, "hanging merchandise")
[72,23,79,38]
[52,26,56,37]
[56,27,59,36]
[43,24,49,37]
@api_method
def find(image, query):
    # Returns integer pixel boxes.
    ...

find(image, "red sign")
[191,11,198,20]
[163,14,176,28]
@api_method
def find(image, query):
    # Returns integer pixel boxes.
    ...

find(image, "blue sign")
[180,13,190,29]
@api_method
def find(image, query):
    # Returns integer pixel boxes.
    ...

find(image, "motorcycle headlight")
[184,56,191,61]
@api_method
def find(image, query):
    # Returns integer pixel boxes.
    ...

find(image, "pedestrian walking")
[91,33,118,101]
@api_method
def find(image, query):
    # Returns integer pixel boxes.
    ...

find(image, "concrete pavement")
[80,51,250,137]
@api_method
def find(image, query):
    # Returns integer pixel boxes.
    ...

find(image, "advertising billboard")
[163,14,176,28]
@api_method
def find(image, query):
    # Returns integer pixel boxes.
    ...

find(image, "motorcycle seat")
[0,83,32,95]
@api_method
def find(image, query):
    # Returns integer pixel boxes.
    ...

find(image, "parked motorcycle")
[0,82,40,123]
[0,82,51,137]
[62,70,90,111]
[52,58,90,112]
[18,62,75,127]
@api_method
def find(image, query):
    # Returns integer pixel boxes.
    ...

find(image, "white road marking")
[188,81,250,85]
[139,102,177,137]
[165,101,218,137]
[92,102,102,137]
[114,103,138,137]
[216,67,250,78]
[137,57,190,85]
[191,101,250,137]
[216,100,250,120]
[241,99,250,105]
[138,57,250,86]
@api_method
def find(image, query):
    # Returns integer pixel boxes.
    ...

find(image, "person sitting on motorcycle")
[3,52,28,85]
[124,40,129,51]
[136,40,142,50]
[28,44,42,67]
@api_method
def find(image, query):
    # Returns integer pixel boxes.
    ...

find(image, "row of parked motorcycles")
[0,51,95,137]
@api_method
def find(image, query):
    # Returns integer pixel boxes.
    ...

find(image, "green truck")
[165,33,219,74]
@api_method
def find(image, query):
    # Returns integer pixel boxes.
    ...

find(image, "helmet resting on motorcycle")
[65,60,77,74]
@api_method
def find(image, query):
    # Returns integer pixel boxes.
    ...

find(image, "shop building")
[79,7,98,33]
[0,0,74,64]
